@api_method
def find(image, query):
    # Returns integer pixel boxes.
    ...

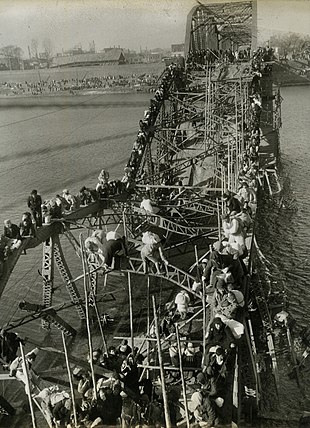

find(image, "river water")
[0,85,309,422]
[259,85,310,327]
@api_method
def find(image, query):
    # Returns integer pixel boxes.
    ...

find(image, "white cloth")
[142,231,160,245]
[140,199,160,214]
[175,291,190,312]
[106,231,122,241]
[215,313,244,339]
[230,289,245,307]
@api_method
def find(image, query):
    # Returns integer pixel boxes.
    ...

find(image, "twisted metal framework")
[133,66,252,223]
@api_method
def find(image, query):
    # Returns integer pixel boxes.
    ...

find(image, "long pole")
[19,344,37,428]
[122,208,128,239]
[80,234,97,400]
[175,325,190,428]
[228,142,231,191]
[128,272,134,351]
[216,198,221,241]
[92,298,108,354]
[61,332,78,427]
[202,278,207,365]
[146,275,150,377]
[152,296,171,428]
[194,245,199,268]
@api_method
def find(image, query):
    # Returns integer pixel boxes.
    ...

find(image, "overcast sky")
[0,0,309,56]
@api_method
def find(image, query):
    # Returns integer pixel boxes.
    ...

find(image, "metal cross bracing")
[145,74,251,201]
[185,1,255,58]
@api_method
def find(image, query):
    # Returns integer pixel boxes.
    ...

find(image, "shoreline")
[0,86,154,100]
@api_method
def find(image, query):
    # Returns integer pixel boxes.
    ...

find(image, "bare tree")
[269,33,310,59]
[42,38,53,67]
[0,45,23,59]
[30,38,39,59]
[0,45,23,69]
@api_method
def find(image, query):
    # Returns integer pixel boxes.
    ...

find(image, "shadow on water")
[0,130,136,164]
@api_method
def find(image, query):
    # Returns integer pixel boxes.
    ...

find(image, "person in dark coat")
[3,220,21,241]
[202,241,244,288]
[3,220,22,251]
[19,213,36,238]
[27,190,42,227]
[202,241,234,286]
[222,192,241,214]
[206,317,235,351]
[0,329,23,367]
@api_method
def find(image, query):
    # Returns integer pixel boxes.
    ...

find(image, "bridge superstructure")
[185,0,257,57]
[0,2,285,426]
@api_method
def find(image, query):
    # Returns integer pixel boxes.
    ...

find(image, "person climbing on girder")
[9,347,40,395]
[85,229,127,270]
[140,231,168,274]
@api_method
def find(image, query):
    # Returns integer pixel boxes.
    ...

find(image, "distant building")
[51,49,126,68]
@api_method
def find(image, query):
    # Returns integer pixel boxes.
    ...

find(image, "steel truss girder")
[68,212,122,230]
[40,310,76,337]
[124,257,199,299]
[53,234,85,319]
[125,210,217,238]
[186,1,253,56]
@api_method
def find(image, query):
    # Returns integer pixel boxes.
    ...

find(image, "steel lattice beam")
[53,235,85,319]
[41,236,55,329]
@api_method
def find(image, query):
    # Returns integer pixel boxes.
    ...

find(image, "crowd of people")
[0,52,267,427]
[186,45,276,71]
[0,73,160,96]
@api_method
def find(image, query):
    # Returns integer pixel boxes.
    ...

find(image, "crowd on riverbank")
[0,73,160,96]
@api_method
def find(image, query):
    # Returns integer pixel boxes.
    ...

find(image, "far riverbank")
[0,63,165,98]
[0,62,165,84]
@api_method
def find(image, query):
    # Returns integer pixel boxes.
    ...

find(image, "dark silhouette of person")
[27,190,42,227]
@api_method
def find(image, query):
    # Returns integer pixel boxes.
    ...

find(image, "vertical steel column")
[41,236,54,329]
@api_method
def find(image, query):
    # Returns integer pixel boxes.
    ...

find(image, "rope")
[0,91,121,129]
